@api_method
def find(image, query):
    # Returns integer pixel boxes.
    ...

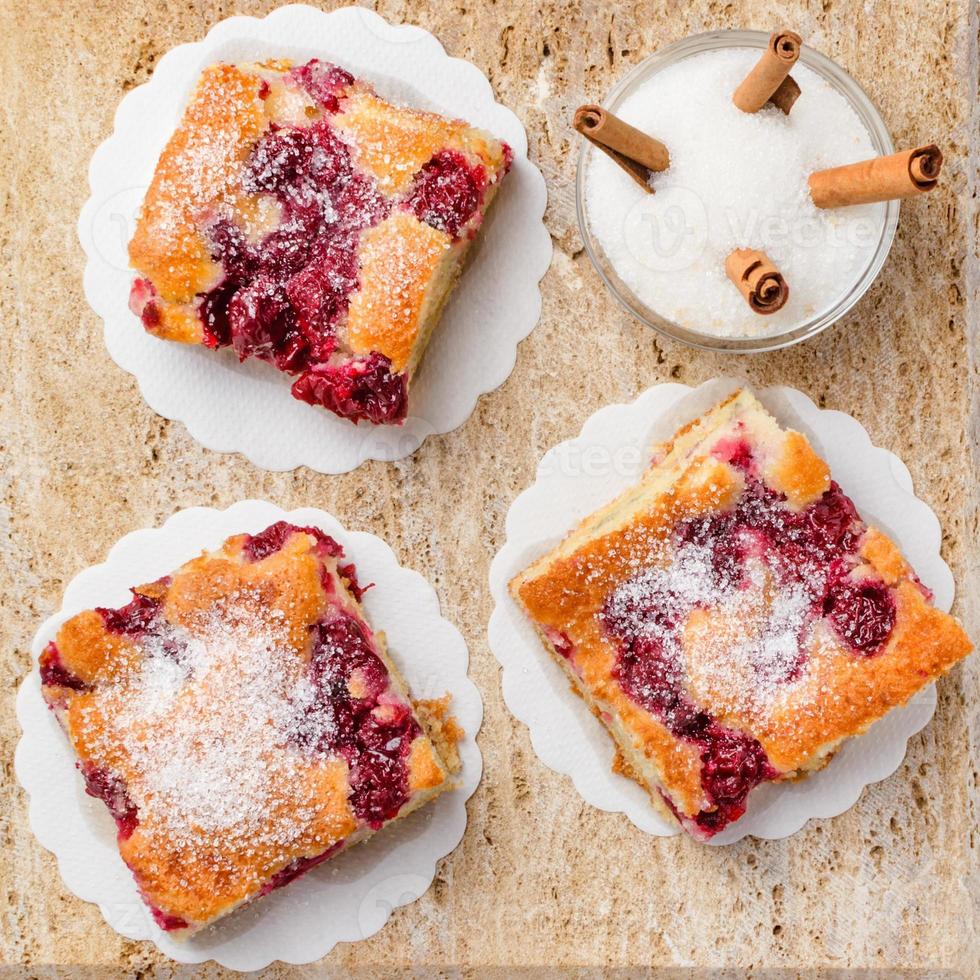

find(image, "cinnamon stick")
[733,30,802,114]
[573,104,670,192]
[725,249,789,314]
[768,75,801,115]
[808,145,943,208]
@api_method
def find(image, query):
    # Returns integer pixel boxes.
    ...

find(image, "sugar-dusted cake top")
[128,59,511,425]
[512,390,972,839]
[40,522,452,934]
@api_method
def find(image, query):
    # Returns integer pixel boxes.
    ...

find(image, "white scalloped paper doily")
[488,380,953,844]
[16,501,482,969]
[77,5,550,473]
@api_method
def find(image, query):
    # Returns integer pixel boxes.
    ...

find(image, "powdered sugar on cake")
[599,464,885,729]
[601,534,819,726]
[78,600,330,855]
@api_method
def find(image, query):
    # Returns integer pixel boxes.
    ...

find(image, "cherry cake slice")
[510,390,972,840]
[39,523,462,936]
[128,59,512,425]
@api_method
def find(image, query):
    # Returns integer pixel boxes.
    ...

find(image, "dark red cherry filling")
[284,237,359,360]
[188,99,403,424]
[97,589,164,638]
[711,433,755,472]
[800,488,860,557]
[695,728,775,831]
[823,579,896,654]
[547,630,575,660]
[338,562,372,602]
[260,839,346,897]
[289,59,354,114]
[200,118,390,370]
[602,469,896,836]
[346,701,420,825]
[197,278,238,349]
[227,276,296,361]
[298,613,419,828]
[242,521,343,563]
[150,907,189,932]
[607,619,779,834]
[404,148,487,239]
[81,764,139,840]
[291,352,409,425]
[39,642,89,692]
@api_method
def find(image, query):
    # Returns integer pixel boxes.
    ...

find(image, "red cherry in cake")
[242,521,343,563]
[338,561,372,602]
[150,907,190,932]
[711,434,754,472]
[198,279,238,349]
[227,277,297,361]
[330,170,391,232]
[698,728,774,806]
[613,635,684,719]
[243,125,325,201]
[260,840,346,897]
[129,277,161,330]
[301,612,419,827]
[792,482,860,559]
[349,702,421,826]
[546,629,575,660]
[824,578,896,654]
[81,764,139,840]
[97,590,163,638]
[405,149,488,240]
[197,112,399,423]
[205,217,257,282]
[289,60,354,114]
[291,352,408,425]
[39,642,89,692]
[284,235,360,358]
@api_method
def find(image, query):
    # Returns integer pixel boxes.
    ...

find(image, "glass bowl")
[575,30,899,353]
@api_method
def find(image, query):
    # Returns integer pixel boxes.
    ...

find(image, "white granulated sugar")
[82,602,328,861]
[585,48,887,337]
[604,536,819,720]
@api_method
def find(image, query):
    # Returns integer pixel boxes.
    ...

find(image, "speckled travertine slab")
[1,1,977,975]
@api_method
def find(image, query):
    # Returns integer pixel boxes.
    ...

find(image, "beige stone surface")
[2,0,978,975]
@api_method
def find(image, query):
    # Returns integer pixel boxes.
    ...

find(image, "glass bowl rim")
[574,29,900,354]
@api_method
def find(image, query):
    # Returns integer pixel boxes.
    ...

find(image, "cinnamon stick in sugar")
[768,75,801,115]
[808,145,943,208]
[725,249,789,314]
[733,30,802,114]
[573,104,670,192]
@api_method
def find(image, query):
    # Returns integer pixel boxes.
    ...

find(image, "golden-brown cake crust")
[346,211,452,372]
[333,91,468,193]
[128,64,268,307]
